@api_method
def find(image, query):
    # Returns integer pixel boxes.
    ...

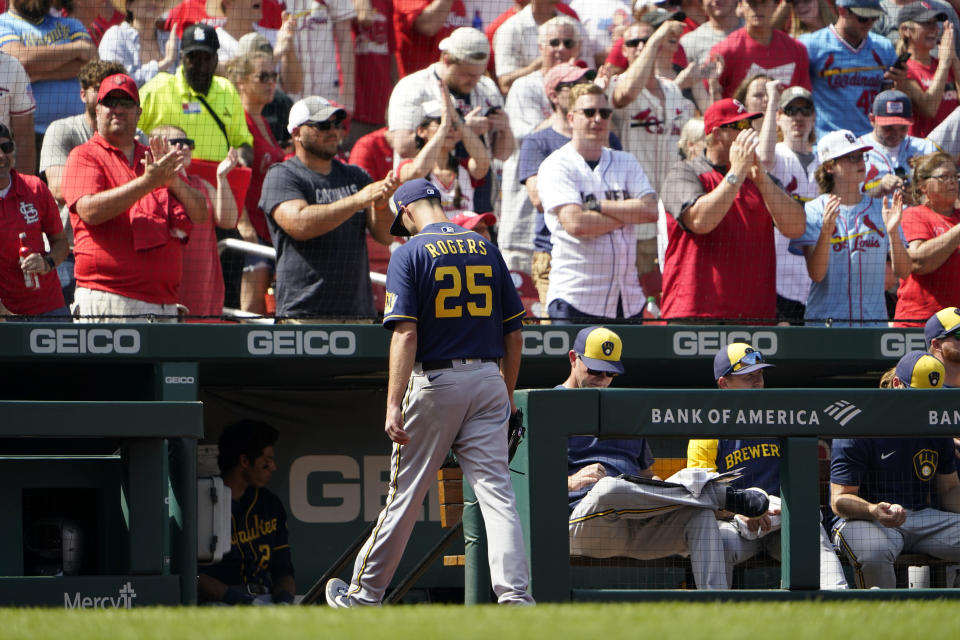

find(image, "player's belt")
[420,358,498,371]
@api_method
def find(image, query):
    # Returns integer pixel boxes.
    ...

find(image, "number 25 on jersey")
[435,265,493,318]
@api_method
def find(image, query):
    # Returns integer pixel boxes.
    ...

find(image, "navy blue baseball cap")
[713,342,774,379]
[924,306,960,347]
[390,178,441,236]
[894,350,944,388]
[836,0,885,18]
[573,326,625,375]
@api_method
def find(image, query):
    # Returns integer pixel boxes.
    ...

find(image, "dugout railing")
[499,388,960,602]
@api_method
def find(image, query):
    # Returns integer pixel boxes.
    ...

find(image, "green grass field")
[0,602,955,640]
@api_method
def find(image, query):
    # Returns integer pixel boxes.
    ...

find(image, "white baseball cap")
[438,27,490,63]
[287,96,346,134]
[817,129,873,164]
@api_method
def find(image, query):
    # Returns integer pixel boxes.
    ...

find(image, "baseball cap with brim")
[181,24,219,55]
[837,0,885,17]
[543,62,597,94]
[924,306,960,347]
[642,8,686,28]
[703,99,761,135]
[390,179,442,236]
[899,2,948,24]
[438,27,490,63]
[97,73,140,105]
[451,211,497,230]
[287,96,346,134]
[817,129,873,164]
[873,89,913,126]
[238,32,273,55]
[713,342,775,379]
[895,350,944,388]
[779,86,814,110]
[573,326,625,375]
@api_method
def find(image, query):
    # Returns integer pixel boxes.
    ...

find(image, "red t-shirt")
[246,111,285,242]
[164,0,225,35]
[178,174,222,317]
[89,10,125,47]
[0,172,65,315]
[894,204,960,326]
[349,127,393,181]
[711,28,811,98]
[394,0,467,78]
[64,134,184,305]
[661,156,777,321]
[353,0,395,124]
[906,58,958,138]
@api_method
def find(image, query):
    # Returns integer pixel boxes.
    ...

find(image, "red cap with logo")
[97,74,140,105]
[703,98,761,135]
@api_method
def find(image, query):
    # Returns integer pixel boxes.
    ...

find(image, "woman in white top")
[98,0,176,87]
[758,81,819,324]
[397,79,491,218]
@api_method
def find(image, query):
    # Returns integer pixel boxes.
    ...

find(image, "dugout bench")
[484,388,960,602]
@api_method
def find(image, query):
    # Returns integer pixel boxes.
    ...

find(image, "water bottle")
[18,232,39,289]
[472,10,482,30]
[644,295,661,320]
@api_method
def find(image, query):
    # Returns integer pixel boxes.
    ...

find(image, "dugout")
[0,323,941,606]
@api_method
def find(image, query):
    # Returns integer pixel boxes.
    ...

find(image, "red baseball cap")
[703,98,761,135]
[451,211,497,230]
[97,74,140,105]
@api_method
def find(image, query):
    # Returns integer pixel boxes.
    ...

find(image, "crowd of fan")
[1,0,960,324]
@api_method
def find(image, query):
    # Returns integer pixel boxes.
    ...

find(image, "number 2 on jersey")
[435,265,493,318]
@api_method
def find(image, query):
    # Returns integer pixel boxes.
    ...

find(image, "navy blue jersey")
[689,438,781,494]
[383,221,525,361]
[200,486,294,592]
[831,437,956,510]
[568,435,655,509]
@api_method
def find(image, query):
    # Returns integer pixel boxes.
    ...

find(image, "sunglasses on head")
[623,37,650,48]
[782,104,814,117]
[574,107,613,119]
[305,119,345,131]
[722,350,765,377]
[548,38,577,49]
[254,70,279,83]
[0,140,14,154]
[721,118,752,130]
[167,137,195,149]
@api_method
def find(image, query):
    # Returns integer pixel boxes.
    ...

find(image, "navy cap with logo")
[924,306,960,347]
[573,326,625,374]
[894,350,944,388]
[873,89,913,126]
[389,178,441,236]
[713,342,775,379]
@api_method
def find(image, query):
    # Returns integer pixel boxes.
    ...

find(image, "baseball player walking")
[326,178,534,607]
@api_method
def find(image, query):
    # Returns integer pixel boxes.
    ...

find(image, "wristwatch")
[725,172,740,186]
[43,254,55,271]
[585,196,602,212]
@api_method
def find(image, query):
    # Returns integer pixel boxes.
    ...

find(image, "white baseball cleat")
[325,578,353,608]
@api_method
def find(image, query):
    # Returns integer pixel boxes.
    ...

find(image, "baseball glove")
[507,408,525,461]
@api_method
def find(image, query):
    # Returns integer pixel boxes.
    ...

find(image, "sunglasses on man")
[720,350,765,377]
[573,108,613,120]
[548,38,577,49]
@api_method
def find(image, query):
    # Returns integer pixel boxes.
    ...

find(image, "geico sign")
[880,332,926,358]
[164,376,195,384]
[30,328,141,354]
[673,330,778,356]
[246,329,357,356]
[288,455,440,524]
[521,329,570,355]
